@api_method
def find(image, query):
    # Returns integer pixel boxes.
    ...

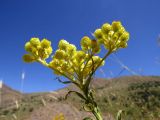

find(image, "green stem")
[82,88,103,120]
[92,107,103,120]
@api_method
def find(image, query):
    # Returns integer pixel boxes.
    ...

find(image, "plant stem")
[82,88,103,120]
[92,106,103,120]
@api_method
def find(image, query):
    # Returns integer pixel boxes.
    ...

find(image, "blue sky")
[0,0,160,93]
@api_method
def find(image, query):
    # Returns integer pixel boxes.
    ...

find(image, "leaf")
[55,77,72,84]
[65,91,86,101]
[88,89,95,100]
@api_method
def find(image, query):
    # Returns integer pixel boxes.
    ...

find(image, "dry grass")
[0,76,160,120]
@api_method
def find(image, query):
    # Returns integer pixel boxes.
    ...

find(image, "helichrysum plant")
[23,21,129,120]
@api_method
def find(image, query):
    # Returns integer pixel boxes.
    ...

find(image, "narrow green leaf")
[55,77,72,84]
[65,91,86,101]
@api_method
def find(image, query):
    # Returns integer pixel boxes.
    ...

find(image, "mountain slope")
[0,82,21,109]
[0,76,160,120]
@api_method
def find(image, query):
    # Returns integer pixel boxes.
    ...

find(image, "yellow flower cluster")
[23,38,52,62]
[94,21,130,51]
[23,21,129,83]
[49,40,76,76]
[48,39,104,78]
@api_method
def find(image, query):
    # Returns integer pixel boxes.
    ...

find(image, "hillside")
[0,82,21,109]
[0,76,160,120]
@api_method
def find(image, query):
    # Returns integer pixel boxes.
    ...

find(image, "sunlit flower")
[67,44,77,55]
[54,49,66,60]
[81,36,91,50]
[101,23,112,34]
[41,39,51,48]
[112,21,122,32]
[58,39,69,51]
[30,38,40,47]
[94,21,130,51]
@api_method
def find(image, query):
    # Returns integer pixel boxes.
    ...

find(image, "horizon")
[0,0,160,93]
[1,75,160,93]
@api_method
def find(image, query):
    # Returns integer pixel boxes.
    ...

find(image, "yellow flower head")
[112,21,122,32]
[49,58,60,69]
[54,49,66,60]
[75,51,86,61]
[67,44,77,55]
[23,54,35,63]
[94,21,130,51]
[80,36,91,50]
[30,38,40,47]
[41,39,51,48]
[92,56,105,66]
[61,60,70,71]
[24,38,52,61]
[25,42,33,53]
[101,23,112,34]
[25,42,38,56]
[94,29,103,39]
[119,31,130,42]
[58,39,69,51]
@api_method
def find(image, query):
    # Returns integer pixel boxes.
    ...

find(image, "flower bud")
[116,27,125,36]
[58,39,69,51]
[25,42,32,52]
[75,51,86,62]
[97,38,104,44]
[112,21,122,32]
[108,31,114,38]
[94,29,103,39]
[67,44,77,54]
[41,39,51,48]
[54,49,66,59]
[45,47,53,55]
[119,31,130,42]
[119,42,128,48]
[49,59,60,69]
[61,61,69,71]
[30,38,40,47]
[23,54,35,63]
[112,33,119,41]
[101,23,112,34]
[81,36,91,50]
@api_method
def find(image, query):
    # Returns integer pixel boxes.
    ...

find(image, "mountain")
[0,81,21,109]
[0,76,160,120]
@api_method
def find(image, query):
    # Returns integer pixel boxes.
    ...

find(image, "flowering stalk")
[23,21,130,120]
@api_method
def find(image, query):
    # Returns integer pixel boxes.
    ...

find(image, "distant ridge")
[0,81,21,108]
[0,76,160,120]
